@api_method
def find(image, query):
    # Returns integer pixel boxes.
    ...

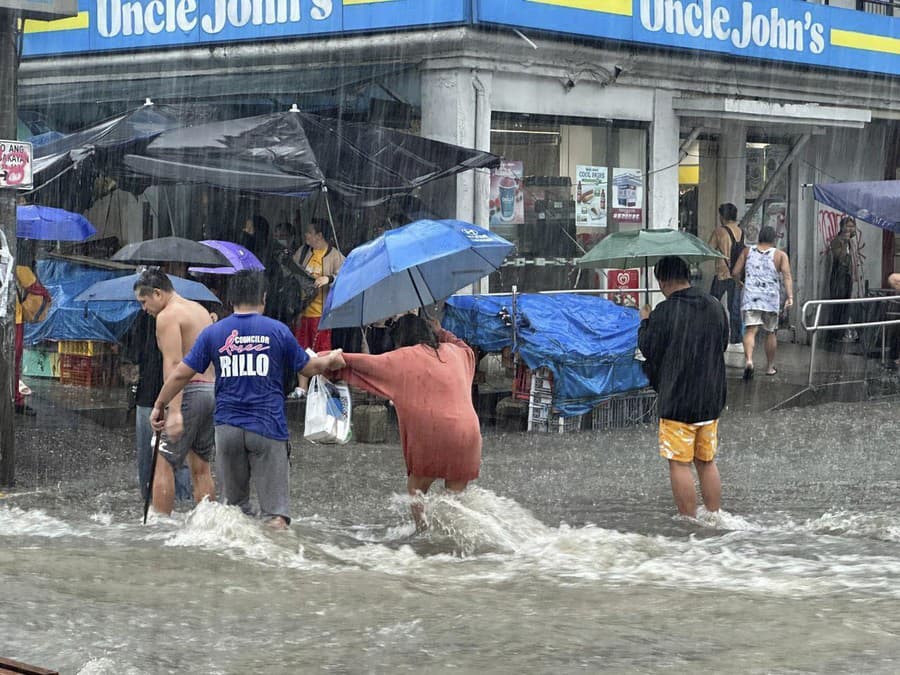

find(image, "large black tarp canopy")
[124,110,500,205]
[31,103,215,211]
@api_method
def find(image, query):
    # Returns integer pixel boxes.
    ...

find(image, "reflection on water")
[2,400,900,673]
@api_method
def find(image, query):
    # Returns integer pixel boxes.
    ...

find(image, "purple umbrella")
[188,240,266,276]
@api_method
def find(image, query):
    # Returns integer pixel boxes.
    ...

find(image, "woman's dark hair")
[133,267,173,296]
[252,215,270,242]
[389,314,440,353]
[653,255,691,284]
[758,225,777,244]
[306,218,329,237]
[228,270,266,307]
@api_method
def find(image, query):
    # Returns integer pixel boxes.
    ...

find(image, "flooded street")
[3,399,899,674]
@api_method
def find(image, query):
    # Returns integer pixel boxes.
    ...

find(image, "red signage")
[607,269,639,308]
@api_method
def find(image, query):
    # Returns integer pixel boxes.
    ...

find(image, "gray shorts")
[742,309,779,333]
[214,424,292,524]
[158,383,215,468]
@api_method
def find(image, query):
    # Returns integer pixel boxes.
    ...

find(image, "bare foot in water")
[266,516,289,530]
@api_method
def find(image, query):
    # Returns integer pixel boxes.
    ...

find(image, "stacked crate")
[58,341,118,387]
[526,366,584,433]
[591,388,658,430]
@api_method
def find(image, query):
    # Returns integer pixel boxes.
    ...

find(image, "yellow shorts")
[658,418,719,463]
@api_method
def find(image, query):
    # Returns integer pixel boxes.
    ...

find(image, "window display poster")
[612,168,643,225]
[489,160,524,228]
[607,269,640,308]
[575,165,607,229]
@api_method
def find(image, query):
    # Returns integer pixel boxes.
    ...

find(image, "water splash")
[163,499,314,570]
[803,511,900,542]
[0,505,85,539]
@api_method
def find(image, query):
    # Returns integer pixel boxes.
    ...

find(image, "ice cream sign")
[639,0,824,55]
[0,141,33,189]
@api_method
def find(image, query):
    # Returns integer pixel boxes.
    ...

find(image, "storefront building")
[18,0,900,336]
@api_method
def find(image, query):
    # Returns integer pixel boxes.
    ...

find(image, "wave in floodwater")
[3,490,900,599]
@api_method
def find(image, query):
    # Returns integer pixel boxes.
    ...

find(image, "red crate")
[513,363,531,400]
[59,353,116,387]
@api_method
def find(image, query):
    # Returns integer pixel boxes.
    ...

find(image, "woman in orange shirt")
[332,314,482,530]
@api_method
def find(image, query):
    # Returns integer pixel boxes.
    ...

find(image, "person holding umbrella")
[134,268,217,516]
[329,313,482,531]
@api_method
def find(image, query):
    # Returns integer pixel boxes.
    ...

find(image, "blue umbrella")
[74,273,221,304]
[17,205,97,241]
[813,180,900,234]
[319,219,513,329]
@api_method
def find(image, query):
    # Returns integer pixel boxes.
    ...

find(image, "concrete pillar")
[420,64,493,230]
[717,121,747,218]
[698,139,720,283]
[649,90,680,230]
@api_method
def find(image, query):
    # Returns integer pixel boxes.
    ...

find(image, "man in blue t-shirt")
[152,270,344,529]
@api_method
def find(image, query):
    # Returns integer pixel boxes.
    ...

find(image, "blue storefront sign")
[22,0,470,56]
[22,0,900,80]
[475,0,900,79]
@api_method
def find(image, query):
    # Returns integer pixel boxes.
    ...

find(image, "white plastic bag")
[304,374,352,444]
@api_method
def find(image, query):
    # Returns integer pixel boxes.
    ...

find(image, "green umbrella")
[576,228,725,269]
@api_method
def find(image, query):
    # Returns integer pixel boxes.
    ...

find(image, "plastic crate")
[528,406,585,433]
[58,340,114,356]
[512,363,531,401]
[514,364,554,401]
[591,389,658,430]
[59,353,117,387]
[22,349,60,378]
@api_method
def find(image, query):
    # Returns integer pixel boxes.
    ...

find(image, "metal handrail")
[802,295,900,333]
[470,288,664,297]
[800,295,900,391]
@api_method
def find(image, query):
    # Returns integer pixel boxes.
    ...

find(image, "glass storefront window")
[488,113,648,292]
[745,141,791,254]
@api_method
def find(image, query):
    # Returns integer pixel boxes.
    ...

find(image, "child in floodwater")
[330,314,482,530]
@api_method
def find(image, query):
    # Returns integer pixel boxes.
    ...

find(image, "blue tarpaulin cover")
[813,180,900,234]
[443,294,648,416]
[24,260,140,345]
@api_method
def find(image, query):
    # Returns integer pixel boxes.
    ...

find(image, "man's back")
[638,287,728,423]
[186,312,308,441]
[710,222,744,278]
[157,296,215,381]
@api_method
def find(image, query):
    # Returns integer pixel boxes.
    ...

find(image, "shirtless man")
[134,268,216,515]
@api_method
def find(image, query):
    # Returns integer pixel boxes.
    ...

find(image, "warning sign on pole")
[0,140,33,189]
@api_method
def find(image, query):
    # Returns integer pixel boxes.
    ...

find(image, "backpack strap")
[723,225,738,246]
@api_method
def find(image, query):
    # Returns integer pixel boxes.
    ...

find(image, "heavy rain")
[2,0,900,673]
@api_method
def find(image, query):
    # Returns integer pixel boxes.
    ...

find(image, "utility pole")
[0,8,18,486]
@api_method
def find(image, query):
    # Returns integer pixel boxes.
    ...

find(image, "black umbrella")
[123,109,500,205]
[111,236,231,267]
